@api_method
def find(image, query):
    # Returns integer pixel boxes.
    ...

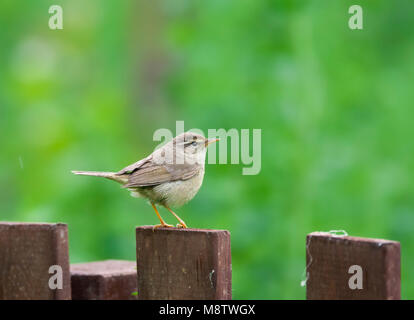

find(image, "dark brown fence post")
[306,232,401,300]
[71,260,137,300]
[0,222,71,300]
[136,226,232,300]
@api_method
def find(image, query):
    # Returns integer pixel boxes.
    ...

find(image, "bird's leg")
[151,203,174,229]
[164,206,188,229]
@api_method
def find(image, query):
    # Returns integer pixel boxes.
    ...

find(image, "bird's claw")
[152,223,174,231]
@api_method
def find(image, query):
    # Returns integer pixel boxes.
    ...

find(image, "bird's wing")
[115,155,152,175]
[122,163,201,188]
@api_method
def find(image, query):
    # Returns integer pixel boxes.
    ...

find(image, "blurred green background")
[1,0,414,299]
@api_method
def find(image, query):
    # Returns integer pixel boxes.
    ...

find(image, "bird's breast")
[153,168,205,207]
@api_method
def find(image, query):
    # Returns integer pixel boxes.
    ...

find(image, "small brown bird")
[72,132,218,228]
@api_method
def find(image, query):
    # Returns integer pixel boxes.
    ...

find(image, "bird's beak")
[205,138,219,147]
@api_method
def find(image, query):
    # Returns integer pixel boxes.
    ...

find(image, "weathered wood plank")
[71,260,137,300]
[306,232,401,300]
[136,226,232,300]
[0,222,71,300]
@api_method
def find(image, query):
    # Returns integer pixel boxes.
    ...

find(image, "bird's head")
[172,131,219,164]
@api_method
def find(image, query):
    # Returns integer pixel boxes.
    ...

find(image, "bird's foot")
[176,222,188,229]
[152,223,174,231]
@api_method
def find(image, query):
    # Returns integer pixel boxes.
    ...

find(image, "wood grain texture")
[71,260,137,300]
[136,226,232,300]
[0,222,71,300]
[306,232,401,300]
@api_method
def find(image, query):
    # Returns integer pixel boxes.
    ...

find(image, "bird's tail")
[71,170,127,184]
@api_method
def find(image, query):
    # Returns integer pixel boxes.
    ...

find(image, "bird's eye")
[191,141,197,147]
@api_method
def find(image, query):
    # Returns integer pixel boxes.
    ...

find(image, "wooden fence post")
[306,232,401,300]
[136,226,232,300]
[0,222,71,300]
[71,260,137,300]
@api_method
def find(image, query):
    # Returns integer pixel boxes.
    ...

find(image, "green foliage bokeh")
[1,0,414,299]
